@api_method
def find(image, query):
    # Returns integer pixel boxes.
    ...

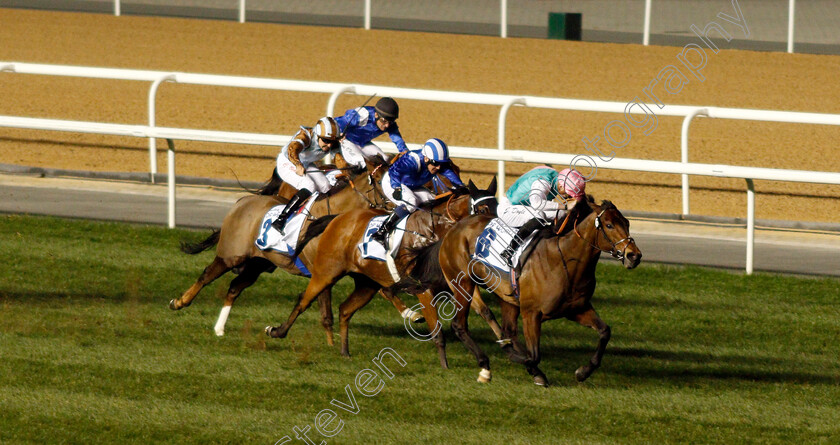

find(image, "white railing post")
[239,0,246,23]
[643,0,652,45]
[498,97,526,200]
[680,108,708,215]
[787,0,795,53]
[148,74,177,183]
[364,0,371,30]
[166,139,177,228]
[115,0,120,16]
[745,178,755,274]
[324,86,356,163]
[500,0,508,38]
[327,85,357,117]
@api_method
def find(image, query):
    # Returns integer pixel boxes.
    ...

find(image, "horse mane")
[294,214,339,255]
[418,185,469,211]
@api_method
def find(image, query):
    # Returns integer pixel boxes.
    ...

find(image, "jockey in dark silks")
[371,138,464,245]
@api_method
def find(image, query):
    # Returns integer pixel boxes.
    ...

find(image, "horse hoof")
[169,299,179,310]
[214,328,225,337]
[533,375,549,387]
[575,366,590,382]
[477,368,491,383]
[264,326,274,337]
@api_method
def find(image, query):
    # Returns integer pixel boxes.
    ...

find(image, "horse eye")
[606,223,614,229]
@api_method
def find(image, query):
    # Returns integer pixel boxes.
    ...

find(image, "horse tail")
[180,229,221,254]
[255,168,284,196]
[295,214,339,255]
[407,240,447,289]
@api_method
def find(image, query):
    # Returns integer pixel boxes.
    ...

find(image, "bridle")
[444,191,496,221]
[572,208,634,261]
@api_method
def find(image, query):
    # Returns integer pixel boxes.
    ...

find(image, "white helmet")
[313,116,341,143]
[421,138,450,164]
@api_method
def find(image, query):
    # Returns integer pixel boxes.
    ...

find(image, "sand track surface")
[1,8,839,222]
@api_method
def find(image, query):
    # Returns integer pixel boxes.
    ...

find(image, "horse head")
[567,196,642,269]
[344,157,392,209]
[433,177,498,222]
[587,198,642,268]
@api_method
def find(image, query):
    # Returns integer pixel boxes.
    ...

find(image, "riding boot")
[271,189,312,234]
[370,211,402,247]
[500,218,545,266]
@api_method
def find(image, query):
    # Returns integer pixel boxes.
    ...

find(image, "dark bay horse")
[265,178,498,363]
[412,196,642,385]
[170,163,393,337]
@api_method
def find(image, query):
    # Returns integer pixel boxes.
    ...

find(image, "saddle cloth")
[472,218,537,272]
[254,194,318,255]
[357,215,409,261]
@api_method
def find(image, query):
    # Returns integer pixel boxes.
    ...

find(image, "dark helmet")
[374,97,399,121]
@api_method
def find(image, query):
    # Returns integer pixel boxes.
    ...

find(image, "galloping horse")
[264,162,423,324]
[411,196,642,385]
[170,161,396,337]
[265,178,498,362]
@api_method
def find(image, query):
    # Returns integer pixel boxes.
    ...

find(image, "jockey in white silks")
[497,166,587,265]
[272,116,353,234]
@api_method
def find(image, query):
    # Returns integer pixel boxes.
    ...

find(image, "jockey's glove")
[392,187,402,201]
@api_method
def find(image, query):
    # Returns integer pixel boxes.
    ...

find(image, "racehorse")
[170,160,398,338]
[411,196,642,385]
[261,162,423,324]
[265,178,498,364]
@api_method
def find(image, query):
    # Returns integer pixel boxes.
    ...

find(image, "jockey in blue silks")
[371,138,464,245]
[335,97,409,168]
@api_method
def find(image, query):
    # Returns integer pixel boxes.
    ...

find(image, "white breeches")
[276,156,332,194]
[341,140,389,167]
[382,172,435,211]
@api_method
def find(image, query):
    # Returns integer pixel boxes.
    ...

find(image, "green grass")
[1,214,839,444]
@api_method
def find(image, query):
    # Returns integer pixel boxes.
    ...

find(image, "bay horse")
[170,160,399,337]
[265,178,498,363]
[264,162,424,324]
[411,196,642,386]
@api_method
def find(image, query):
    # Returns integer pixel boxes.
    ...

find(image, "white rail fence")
[2,62,840,274]
[106,0,799,53]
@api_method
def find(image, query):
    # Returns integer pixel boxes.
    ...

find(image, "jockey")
[498,166,587,264]
[335,97,409,165]
[370,138,464,245]
[271,116,350,234]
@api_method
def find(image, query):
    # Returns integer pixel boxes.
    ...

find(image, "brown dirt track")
[1,8,839,223]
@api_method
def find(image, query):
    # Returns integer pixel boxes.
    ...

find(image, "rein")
[572,208,633,261]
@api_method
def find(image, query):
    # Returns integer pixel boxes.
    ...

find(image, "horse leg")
[498,299,529,364]
[265,275,338,339]
[317,288,335,346]
[170,256,231,310]
[470,289,503,341]
[521,309,548,387]
[449,280,491,383]
[414,289,447,369]
[337,276,381,358]
[572,306,611,383]
[380,288,424,323]
[213,259,269,336]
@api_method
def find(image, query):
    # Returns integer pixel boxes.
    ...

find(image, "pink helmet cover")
[558,168,586,199]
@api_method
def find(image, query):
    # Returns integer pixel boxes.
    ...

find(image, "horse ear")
[468,179,478,194]
[487,176,497,195]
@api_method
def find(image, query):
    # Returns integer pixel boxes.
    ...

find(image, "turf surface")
[1,214,838,444]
